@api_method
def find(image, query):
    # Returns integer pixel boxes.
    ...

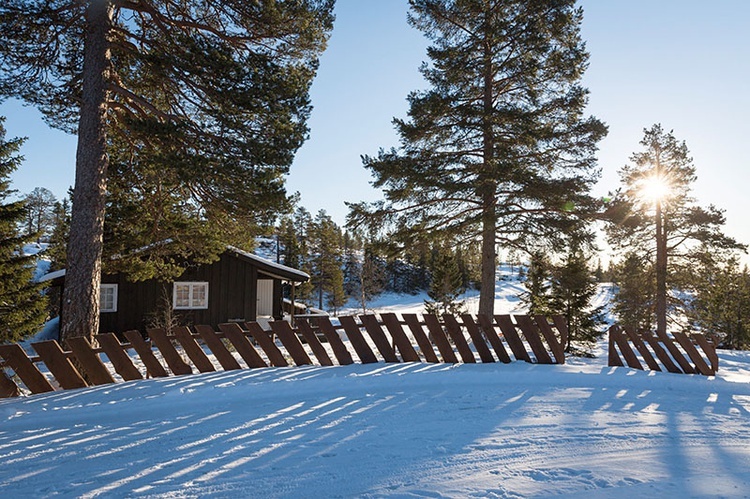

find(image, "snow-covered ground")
[2,272,750,497]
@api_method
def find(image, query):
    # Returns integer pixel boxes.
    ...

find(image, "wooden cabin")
[41,247,309,334]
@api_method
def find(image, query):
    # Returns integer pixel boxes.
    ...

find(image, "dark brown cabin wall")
[93,251,304,335]
[273,279,283,319]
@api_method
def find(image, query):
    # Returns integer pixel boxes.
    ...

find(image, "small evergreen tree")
[549,244,607,354]
[687,252,750,349]
[308,210,344,312]
[424,243,465,316]
[522,251,554,316]
[611,252,655,331]
[357,242,386,314]
[46,196,71,272]
[0,118,48,342]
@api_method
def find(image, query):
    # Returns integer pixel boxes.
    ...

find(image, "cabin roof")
[38,247,309,284]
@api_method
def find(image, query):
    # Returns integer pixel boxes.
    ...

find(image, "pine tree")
[0,118,48,342]
[349,0,606,317]
[606,125,745,336]
[23,187,57,241]
[0,0,335,343]
[549,244,607,354]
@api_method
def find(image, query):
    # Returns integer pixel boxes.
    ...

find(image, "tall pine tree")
[0,0,334,343]
[349,0,606,316]
[0,118,48,342]
[606,125,744,336]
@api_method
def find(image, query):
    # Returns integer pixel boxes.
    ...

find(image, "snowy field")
[2,275,750,497]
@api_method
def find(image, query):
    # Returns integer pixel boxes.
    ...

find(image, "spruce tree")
[606,125,745,336]
[349,0,606,316]
[611,253,655,332]
[0,0,334,343]
[308,210,345,312]
[522,251,553,317]
[424,243,465,316]
[549,243,607,354]
[687,252,750,349]
[0,118,48,342]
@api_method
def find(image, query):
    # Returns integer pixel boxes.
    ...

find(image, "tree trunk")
[59,1,112,345]
[655,199,668,339]
[478,204,497,316]
[477,34,496,318]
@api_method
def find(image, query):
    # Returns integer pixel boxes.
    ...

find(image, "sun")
[639,175,672,203]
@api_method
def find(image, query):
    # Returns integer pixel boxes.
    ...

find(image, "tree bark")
[60,1,112,345]
[655,198,668,339]
[477,33,496,318]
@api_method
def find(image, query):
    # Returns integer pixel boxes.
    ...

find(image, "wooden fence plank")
[402,314,440,363]
[622,327,661,371]
[381,313,421,363]
[270,321,313,366]
[458,315,494,363]
[0,368,20,397]
[656,332,696,374]
[515,315,553,364]
[307,317,353,366]
[360,315,399,363]
[693,334,719,374]
[608,327,624,367]
[67,337,116,385]
[95,333,143,381]
[296,320,335,366]
[608,325,643,370]
[172,327,215,373]
[147,329,193,376]
[0,344,55,394]
[673,332,713,376]
[339,316,379,364]
[32,341,88,390]
[218,323,267,368]
[194,325,241,371]
[423,314,459,364]
[534,315,566,365]
[244,322,288,367]
[494,315,531,362]
[123,330,169,378]
[640,333,683,374]
[476,315,511,363]
[442,315,477,363]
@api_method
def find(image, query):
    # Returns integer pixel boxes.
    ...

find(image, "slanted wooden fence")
[608,324,719,376]
[0,313,568,398]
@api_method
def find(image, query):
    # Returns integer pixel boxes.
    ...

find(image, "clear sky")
[2,0,749,259]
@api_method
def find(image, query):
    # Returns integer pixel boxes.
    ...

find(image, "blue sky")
[2,0,749,258]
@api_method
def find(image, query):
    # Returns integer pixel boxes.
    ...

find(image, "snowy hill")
[2,275,750,497]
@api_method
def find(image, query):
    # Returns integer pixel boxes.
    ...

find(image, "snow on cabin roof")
[38,268,66,283]
[37,247,309,284]
[226,246,309,282]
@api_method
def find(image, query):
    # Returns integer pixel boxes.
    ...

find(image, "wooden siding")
[98,252,281,334]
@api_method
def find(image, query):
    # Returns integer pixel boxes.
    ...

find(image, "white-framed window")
[173,282,209,310]
[100,284,118,313]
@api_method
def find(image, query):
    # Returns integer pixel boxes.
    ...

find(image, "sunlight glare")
[640,175,671,203]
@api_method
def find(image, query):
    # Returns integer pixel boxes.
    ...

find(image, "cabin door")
[256,279,274,316]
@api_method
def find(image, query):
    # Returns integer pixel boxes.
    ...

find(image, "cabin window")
[173,282,209,310]
[100,284,118,313]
